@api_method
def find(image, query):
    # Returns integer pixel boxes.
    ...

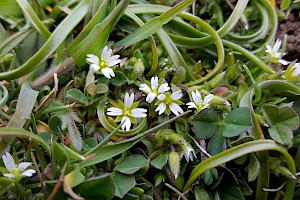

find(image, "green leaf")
[192,108,220,139]
[263,105,299,130]
[0,0,90,80]
[194,186,211,200]
[74,174,115,200]
[0,82,39,155]
[64,166,85,188]
[280,0,291,10]
[52,141,69,168]
[115,0,195,49]
[222,186,244,200]
[66,88,89,104]
[248,154,260,182]
[269,125,293,145]
[111,172,136,198]
[0,0,21,16]
[114,154,149,174]
[207,132,226,155]
[221,107,252,137]
[96,83,109,94]
[183,140,296,200]
[150,153,168,170]
[110,70,127,86]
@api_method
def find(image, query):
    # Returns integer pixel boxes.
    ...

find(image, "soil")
[276,6,300,61]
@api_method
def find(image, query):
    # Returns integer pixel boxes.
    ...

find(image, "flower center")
[123,108,131,116]
[99,58,108,68]
[165,95,172,105]
[12,167,21,177]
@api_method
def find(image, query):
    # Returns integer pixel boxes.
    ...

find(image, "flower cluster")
[1,152,36,181]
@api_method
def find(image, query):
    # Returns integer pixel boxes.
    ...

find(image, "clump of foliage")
[0,0,300,199]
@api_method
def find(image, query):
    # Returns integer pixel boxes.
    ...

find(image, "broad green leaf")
[280,0,291,10]
[248,154,260,182]
[194,186,211,200]
[96,83,109,94]
[0,82,39,156]
[192,108,220,139]
[74,174,115,200]
[52,141,69,168]
[114,154,149,174]
[64,166,85,188]
[263,105,299,130]
[66,88,89,104]
[222,186,244,200]
[150,153,168,170]
[0,0,22,16]
[269,125,293,145]
[111,172,136,198]
[207,132,226,155]
[221,107,252,137]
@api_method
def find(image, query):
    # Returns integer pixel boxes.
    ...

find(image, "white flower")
[291,63,300,77]
[155,90,184,116]
[265,39,289,65]
[86,46,121,79]
[106,93,147,131]
[182,144,196,162]
[1,152,35,181]
[139,76,170,103]
[187,90,214,111]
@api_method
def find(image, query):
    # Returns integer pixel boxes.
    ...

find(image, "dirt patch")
[276,6,300,61]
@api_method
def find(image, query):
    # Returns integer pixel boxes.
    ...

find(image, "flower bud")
[171,66,186,84]
[168,151,180,179]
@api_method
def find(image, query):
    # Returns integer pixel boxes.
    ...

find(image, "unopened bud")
[168,151,180,179]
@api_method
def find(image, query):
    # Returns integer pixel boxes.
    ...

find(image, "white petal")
[155,103,166,115]
[20,169,36,177]
[171,90,182,100]
[158,83,170,93]
[101,67,115,79]
[107,107,122,116]
[139,84,151,93]
[279,59,290,65]
[151,76,158,89]
[203,94,214,106]
[265,45,272,53]
[169,103,184,116]
[157,94,166,101]
[101,46,112,60]
[121,116,131,131]
[107,55,121,67]
[131,108,147,118]
[186,102,197,109]
[124,93,134,108]
[18,162,32,171]
[2,152,16,172]
[90,64,100,72]
[191,91,202,106]
[86,54,99,64]
[146,92,156,103]
[273,39,282,52]
[3,173,15,178]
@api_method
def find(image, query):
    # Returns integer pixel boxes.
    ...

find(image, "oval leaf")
[114,154,148,174]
